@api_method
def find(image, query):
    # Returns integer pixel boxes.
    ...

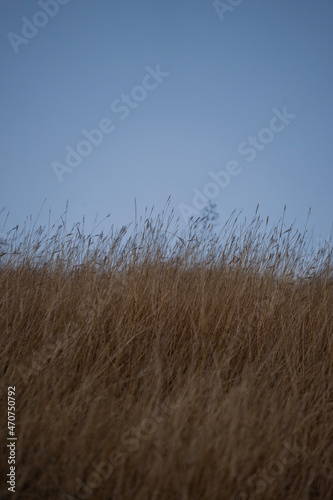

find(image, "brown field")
[1,204,333,499]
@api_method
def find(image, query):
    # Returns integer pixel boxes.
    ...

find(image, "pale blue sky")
[1,0,332,245]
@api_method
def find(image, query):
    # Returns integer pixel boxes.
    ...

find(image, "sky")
[1,0,332,247]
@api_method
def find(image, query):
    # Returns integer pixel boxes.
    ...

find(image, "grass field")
[1,204,332,499]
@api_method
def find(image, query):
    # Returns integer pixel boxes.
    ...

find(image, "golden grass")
[0,203,332,499]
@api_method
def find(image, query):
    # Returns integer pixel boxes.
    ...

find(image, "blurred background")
[1,0,332,245]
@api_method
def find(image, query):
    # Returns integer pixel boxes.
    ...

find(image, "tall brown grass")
[1,202,332,499]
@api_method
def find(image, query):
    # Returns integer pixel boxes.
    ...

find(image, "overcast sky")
[1,0,332,246]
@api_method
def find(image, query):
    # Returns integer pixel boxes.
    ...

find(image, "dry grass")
[0,203,333,499]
